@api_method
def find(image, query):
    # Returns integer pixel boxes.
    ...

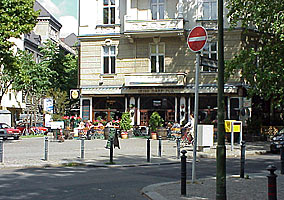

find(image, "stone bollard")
[267,165,277,200]
[177,137,181,159]
[81,138,85,159]
[110,137,114,163]
[147,137,151,162]
[240,141,246,178]
[181,150,187,196]
[44,136,48,161]
[0,139,3,163]
[158,136,162,157]
[280,145,284,174]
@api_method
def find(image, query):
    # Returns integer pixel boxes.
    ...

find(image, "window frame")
[151,0,165,20]
[149,43,165,73]
[103,0,116,24]
[102,45,116,74]
[201,41,217,72]
[201,0,217,20]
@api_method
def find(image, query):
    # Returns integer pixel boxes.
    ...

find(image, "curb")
[0,161,181,170]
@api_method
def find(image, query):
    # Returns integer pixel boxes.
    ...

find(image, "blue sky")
[37,0,78,37]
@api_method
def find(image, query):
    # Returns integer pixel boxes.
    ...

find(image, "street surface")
[0,154,281,200]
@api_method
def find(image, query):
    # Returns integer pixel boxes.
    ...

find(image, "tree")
[39,40,78,93]
[226,0,284,108]
[46,88,69,121]
[0,0,39,68]
[0,0,39,105]
[39,39,78,117]
[13,51,51,96]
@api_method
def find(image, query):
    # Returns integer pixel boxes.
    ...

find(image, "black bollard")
[0,139,3,163]
[147,137,151,162]
[110,137,114,163]
[44,136,48,161]
[158,136,162,157]
[267,165,277,200]
[181,150,187,196]
[177,137,181,159]
[81,138,85,159]
[280,146,284,174]
[240,141,246,178]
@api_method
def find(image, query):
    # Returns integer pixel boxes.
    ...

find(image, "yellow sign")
[70,89,80,100]
[225,120,241,132]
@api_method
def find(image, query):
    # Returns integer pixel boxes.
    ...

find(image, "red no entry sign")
[187,26,207,52]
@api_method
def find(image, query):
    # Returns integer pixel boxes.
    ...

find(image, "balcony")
[124,73,186,87]
[124,17,184,37]
[196,19,217,30]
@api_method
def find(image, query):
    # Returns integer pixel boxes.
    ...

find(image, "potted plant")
[119,112,132,139]
[149,112,164,139]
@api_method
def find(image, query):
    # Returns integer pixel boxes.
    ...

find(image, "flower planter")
[121,131,128,139]
[151,132,157,140]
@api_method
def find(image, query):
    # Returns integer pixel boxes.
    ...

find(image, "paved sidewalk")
[0,136,270,169]
[142,173,284,200]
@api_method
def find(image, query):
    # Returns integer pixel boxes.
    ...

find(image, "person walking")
[113,129,120,149]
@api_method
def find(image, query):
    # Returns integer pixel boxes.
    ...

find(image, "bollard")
[280,146,284,174]
[81,138,85,159]
[110,137,114,163]
[0,139,3,163]
[177,137,181,159]
[147,137,150,162]
[240,141,246,178]
[44,136,48,161]
[158,136,162,157]
[181,150,187,196]
[267,165,277,200]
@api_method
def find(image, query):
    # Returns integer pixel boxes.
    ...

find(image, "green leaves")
[119,112,132,131]
[226,0,284,108]
[0,0,39,67]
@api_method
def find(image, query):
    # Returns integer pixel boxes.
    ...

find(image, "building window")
[103,0,115,24]
[202,0,217,20]
[151,0,164,20]
[103,46,116,74]
[202,42,217,72]
[150,43,165,73]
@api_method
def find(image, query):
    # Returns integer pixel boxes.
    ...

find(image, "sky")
[37,0,78,38]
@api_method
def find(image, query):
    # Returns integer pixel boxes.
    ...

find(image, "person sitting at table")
[172,121,180,129]
[106,121,113,127]
[79,121,85,129]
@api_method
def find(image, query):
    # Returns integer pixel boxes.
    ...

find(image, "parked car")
[270,128,284,153]
[16,124,49,135]
[0,123,21,140]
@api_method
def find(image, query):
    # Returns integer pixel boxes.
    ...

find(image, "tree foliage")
[226,0,284,108]
[0,0,39,104]
[39,40,78,92]
[46,88,69,121]
[0,0,39,68]
[13,51,52,96]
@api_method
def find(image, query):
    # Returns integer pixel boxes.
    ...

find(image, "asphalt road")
[0,154,281,200]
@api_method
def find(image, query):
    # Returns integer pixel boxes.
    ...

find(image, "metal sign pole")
[192,52,200,183]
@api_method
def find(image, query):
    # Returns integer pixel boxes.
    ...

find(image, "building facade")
[78,0,251,126]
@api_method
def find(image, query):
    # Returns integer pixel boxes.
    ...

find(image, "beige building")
[78,0,250,126]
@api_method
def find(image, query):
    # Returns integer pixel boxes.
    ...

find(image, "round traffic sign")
[187,26,207,52]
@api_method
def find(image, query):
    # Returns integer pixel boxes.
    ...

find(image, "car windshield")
[0,123,11,129]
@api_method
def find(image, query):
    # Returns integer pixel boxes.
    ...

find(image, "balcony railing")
[124,73,186,87]
[124,17,184,35]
